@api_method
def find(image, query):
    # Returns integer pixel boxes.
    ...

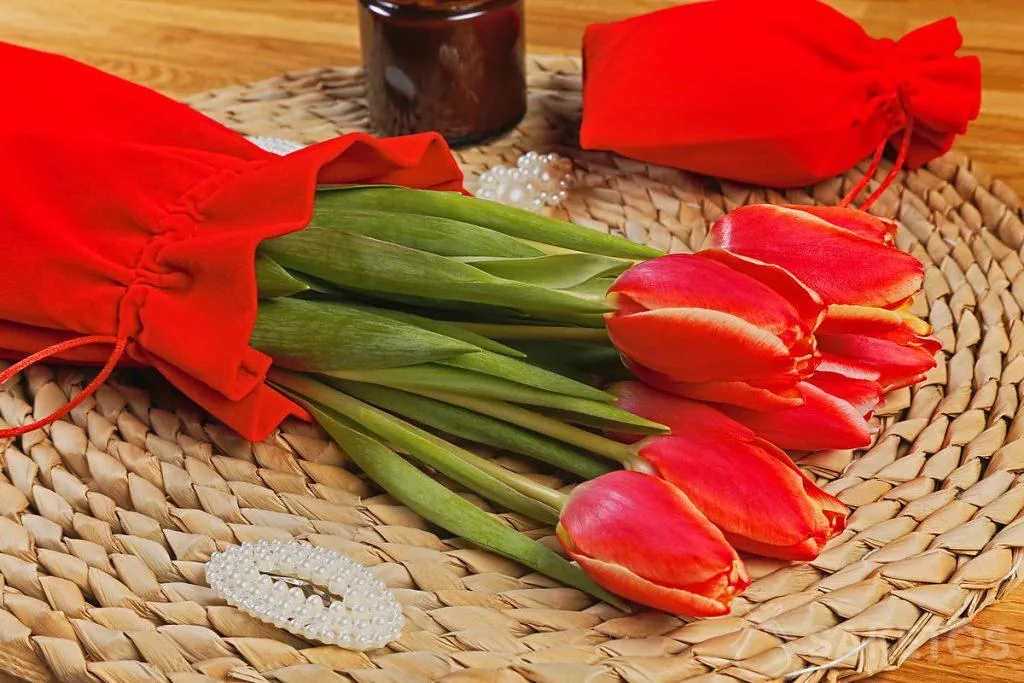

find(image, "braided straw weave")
[0,56,1022,682]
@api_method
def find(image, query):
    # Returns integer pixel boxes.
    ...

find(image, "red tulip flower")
[606,249,825,410]
[708,205,922,308]
[717,380,877,451]
[613,382,849,560]
[557,470,749,616]
[708,205,939,394]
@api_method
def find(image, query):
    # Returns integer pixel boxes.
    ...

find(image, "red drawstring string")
[857,117,914,212]
[0,335,128,438]
[839,117,915,212]
[837,137,887,209]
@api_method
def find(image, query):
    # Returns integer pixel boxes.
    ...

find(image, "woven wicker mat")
[1,56,1023,683]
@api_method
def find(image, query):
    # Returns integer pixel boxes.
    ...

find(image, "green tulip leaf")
[314,186,663,259]
[309,209,544,258]
[563,277,618,302]
[339,382,614,479]
[341,303,525,358]
[326,364,665,434]
[283,269,345,294]
[255,252,310,299]
[272,372,561,524]
[438,351,615,403]
[261,228,610,316]
[452,323,611,344]
[463,254,629,289]
[251,298,477,371]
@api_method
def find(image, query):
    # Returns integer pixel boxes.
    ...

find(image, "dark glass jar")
[358,0,526,146]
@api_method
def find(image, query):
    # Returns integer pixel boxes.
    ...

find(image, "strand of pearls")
[475,151,573,212]
[206,540,403,650]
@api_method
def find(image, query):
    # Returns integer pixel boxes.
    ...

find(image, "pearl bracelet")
[206,540,403,650]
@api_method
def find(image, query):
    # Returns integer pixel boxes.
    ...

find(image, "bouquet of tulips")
[0,43,938,617]
[246,186,667,605]
[244,191,936,616]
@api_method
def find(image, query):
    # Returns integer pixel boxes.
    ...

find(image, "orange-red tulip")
[708,204,938,396]
[613,382,849,560]
[557,470,749,616]
[606,249,824,410]
[707,205,921,308]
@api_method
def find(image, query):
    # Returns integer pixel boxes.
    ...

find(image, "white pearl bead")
[475,152,573,213]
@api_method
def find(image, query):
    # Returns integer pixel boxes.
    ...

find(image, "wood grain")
[2,1,1023,680]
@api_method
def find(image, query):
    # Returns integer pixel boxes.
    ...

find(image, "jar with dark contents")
[358,0,526,146]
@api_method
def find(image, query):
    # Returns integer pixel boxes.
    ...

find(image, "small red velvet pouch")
[0,42,463,441]
[581,0,981,188]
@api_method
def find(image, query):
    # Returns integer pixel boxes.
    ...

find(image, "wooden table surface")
[3,1,1024,680]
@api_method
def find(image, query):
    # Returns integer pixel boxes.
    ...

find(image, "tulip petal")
[609,253,813,338]
[559,471,743,587]
[731,536,824,561]
[797,469,849,538]
[606,308,808,384]
[782,205,898,246]
[610,381,756,440]
[569,553,747,616]
[659,380,805,410]
[808,372,884,416]
[718,381,875,450]
[819,304,933,345]
[708,205,923,308]
[695,249,825,332]
[746,436,849,542]
[628,360,805,410]
[613,389,849,561]
[641,434,828,558]
[816,333,939,392]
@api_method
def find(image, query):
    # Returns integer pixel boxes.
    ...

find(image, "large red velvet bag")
[581,0,981,188]
[0,43,463,440]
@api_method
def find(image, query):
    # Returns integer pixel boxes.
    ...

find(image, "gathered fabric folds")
[581,0,981,187]
[0,42,463,440]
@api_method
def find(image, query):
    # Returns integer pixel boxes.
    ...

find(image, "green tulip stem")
[451,323,611,344]
[405,388,639,465]
[270,369,567,520]
[342,395,570,512]
[278,389,627,607]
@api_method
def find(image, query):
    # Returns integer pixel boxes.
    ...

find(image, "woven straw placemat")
[1,56,1023,683]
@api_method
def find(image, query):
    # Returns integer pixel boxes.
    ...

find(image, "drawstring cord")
[0,335,128,438]
[837,138,887,209]
[839,116,915,212]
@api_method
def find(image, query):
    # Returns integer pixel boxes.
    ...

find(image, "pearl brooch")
[475,151,573,212]
[206,540,403,650]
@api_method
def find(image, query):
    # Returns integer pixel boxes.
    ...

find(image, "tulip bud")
[557,470,749,616]
[707,205,938,394]
[606,250,824,410]
[815,327,941,393]
[707,205,922,308]
[613,382,849,560]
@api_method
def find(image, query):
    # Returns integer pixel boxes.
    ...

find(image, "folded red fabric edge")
[0,42,465,441]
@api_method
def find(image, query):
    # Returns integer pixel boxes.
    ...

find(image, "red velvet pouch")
[581,0,981,188]
[0,43,463,441]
